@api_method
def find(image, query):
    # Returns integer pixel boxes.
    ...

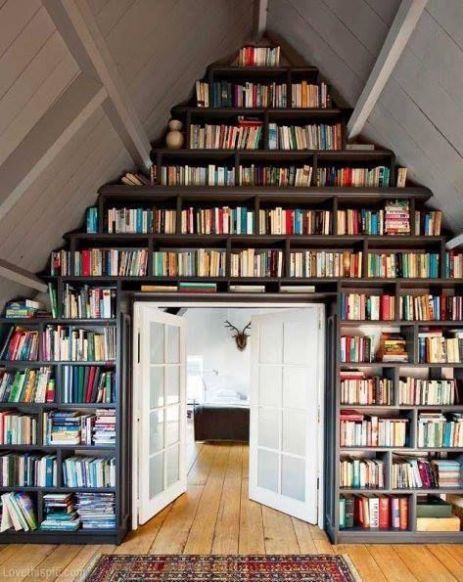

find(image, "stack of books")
[238,46,280,66]
[160,165,235,186]
[367,252,440,278]
[189,120,263,150]
[152,250,226,277]
[0,412,37,445]
[238,164,312,187]
[336,208,385,235]
[291,82,330,108]
[258,208,331,235]
[4,299,44,319]
[340,412,408,447]
[230,284,265,293]
[340,456,385,489]
[63,285,117,319]
[290,251,363,278]
[230,249,283,278]
[341,293,395,321]
[340,336,372,363]
[42,326,116,362]
[340,495,408,530]
[75,492,116,529]
[196,81,287,108]
[93,410,116,446]
[432,460,461,488]
[398,378,457,406]
[384,200,410,235]
[63,456,116,488]
[376,333,409,363]
[181,206,254,234]
[418,328,463,363]
[0,367,55,403]
[43,411,95,446]
[0,327,39,361]
[0,492,37,532]
[41,494,80,531]
[340,371,392,405]
[62,366,114,404]
[268,123,342,150]
[72,249,149,277]
[417,495,460,531]
[106,207,176,234]
[0,453,57,487]
[316,166,391,187]
[418,412,463,448]
[415,210,442,236]
[120,171,152,186]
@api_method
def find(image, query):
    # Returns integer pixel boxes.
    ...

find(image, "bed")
[193,403,249,442]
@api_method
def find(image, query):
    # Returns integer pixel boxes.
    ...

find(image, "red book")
[85,367,96,403]
[399,498,408,530]
[379,497,390,528]
[82,249,90,277]
[286,211,292,235]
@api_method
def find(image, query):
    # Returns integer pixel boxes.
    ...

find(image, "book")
[0,367,55,403]
[178,282,217,293]
[291,82,331,108]
[41,493,80,531]
[63,456,116,488]
[258,208,330,235]
[376,333,408,363]
[75,492,116,529]
[0,453,57,487]
[63,285,117,319]
[152,250,226,277]
[71,249,148,277]
[367,252,440,278]
[280,285,316,293]
[396,167,408,188]
[86,207,98,233]
[182,206,254,235]
[0,412,37,445]
[238,46,280,67]
[42,326,116,362]
[198,80,288,108]
[290,251,363,278]
[238,164,312,187]
[268,123,342,151]
[416,516,460,531]
[341,293,395,321]
[140,285,179,293]
[340,372,392,405]
[0,327,39,361]
[316,166,390,187]
[160,165,235,186]
[230,285,265,293]
[340,413,408,447]
[230,249,283,277]
[62,366,114,404]
[1,492,37,531]
[189,120,263,150]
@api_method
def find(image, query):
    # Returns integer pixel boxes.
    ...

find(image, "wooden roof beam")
[0,259,47,294]
[348,0,428,139]
[43,0,152,170]
[254,0,268,39]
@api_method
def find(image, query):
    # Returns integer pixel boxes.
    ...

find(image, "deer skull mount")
[224,320,251,351]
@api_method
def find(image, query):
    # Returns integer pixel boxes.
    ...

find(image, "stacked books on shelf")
[140,283,218,294]
[341,293,395,321]
[445,252,463,279]
[339,495,409,530]
[86,207,98,233]
[417,495,461,532]
[376,333,409,363]
[336,208,385,235]
[367,252,440,279]
[62,366,114,404]
[43,411,95,446]
[340,456,385,489]
[258,208,331,235]
[238,46,280,66]
[384,200,410,235]
[401,294,463,321]
[189,120,263,150]
[268,123,342,150]
[0,453,57,486]
[290,251,362,278]
[42,326,116,362]
[0,412,37,445]
[0,492,37,532]
[399,378,457,406]
[93,410,116,446]
[0,327,39,361]
[340,336,372,363]
[106,207,176,234]
[63,285,117,319]
[3,299,44,319]
[418,328,463,363]
[291,82,330,108]
[160,165,235,186]
[316,166,391,187]
[340,371,392,405]
[181,206,254,234]
[340,411,408,447]
[72,249,149,277]
[392,456,461,489]
[120,171,152,187]
[238,164,312,186]
[0,367,55,403]
[415,210,442,236]
[196,81,287,108]
[230,249,283,277]
[75,492,116,529]
[432,460,461,488]
[417,413,463,448]
[63,455,116,488]
[41,494,79,531]
[152,250,226,277]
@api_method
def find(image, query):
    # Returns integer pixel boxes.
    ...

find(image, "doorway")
[131,302,325,532]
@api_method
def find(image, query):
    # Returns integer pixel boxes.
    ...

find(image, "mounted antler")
[224,320,252,351]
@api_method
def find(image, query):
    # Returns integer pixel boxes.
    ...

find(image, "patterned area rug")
[82,554,361,581]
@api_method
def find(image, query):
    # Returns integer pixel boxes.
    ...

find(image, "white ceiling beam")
[0,259,47,293]
[348,0,428,139]
[43,0,152,170]
[0,74,106,221]
[254,0,268,39]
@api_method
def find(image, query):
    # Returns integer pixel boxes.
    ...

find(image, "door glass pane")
[167,326,180,363]
[258,407,279,449]
[284,320,310,364]
[166,444,179,486]
[166,366,180,404]
[259,365,282,407]
[283,367,310,410]
[150,322,164,364]
[150,367,164,408]
[150,409,164,453]
[281,455,305,501]
[257,448,279,492]
[259,321,283,364]
[282,409,306,456]
[166,404,180,446]
[149,452,164,498]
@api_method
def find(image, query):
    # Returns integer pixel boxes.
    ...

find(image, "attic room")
[1,0,463,580]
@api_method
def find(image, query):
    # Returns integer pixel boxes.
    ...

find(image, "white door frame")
[132,301,325,530]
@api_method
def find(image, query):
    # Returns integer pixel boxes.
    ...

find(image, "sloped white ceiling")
[268,0,463,231]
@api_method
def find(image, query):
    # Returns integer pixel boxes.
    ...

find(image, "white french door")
[133,305,186,525]
[249,307,322,523]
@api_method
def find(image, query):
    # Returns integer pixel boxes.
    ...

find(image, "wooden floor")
[1,442,463,580]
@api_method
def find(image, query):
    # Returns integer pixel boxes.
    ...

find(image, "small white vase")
[166,119,184,149]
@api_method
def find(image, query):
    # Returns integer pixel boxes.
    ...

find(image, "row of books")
[43,409,115,446]
[0,453,57,487]
[340,294,395,321]
[340,372,392,405]
[340,457,385,489]
[400,294,463,321]
[152,250,226,277]
[0,492,37,532]
[340,336,372,363]
[339,495,409,529]
[292,82,331,108]
[182,207,254,235]
[268,123,343,150]
[398,378,458,406]
[366,253,440,279]
[417,413,463,448]
[238,46,280,66]
[315,166,391,187]
[74,249,149,277]
[63,455,115,488]
[415,210,442,236]
[239,164,313,187]
[258,208,331,235]
[160,165,235,187]
[289,251,363,278]
[445,252,463,279]
[41,326,116,362]
[0,328,39,361]
[340,412,408,447]
[189,121,263,150]
[229,249,283,278]
[106,207,176,234]
[392,457,460,489]
[0,367,54,403]
[418,329,463,363]
[63,366,114,404]
[196,81,288,108]
[62,284,117,319]
[0,412,37,445]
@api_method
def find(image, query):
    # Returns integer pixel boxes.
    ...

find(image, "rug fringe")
[341,554,363,582]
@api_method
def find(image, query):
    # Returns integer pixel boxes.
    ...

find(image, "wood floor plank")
[435,544,463,566]
[335,544,387,582]
[393,545,457,582]
[187,443,219,487]
[367,545,418,582]
[20,545,81,582]
[262,506,299,554]
[113,505,172,555]
[427,545,463,581]
[54,544,116,582]
[0,545,24,567]
[291,518,318,554]
[239,478,265,554]
[0,544,56,582]
[149,485,203,554]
